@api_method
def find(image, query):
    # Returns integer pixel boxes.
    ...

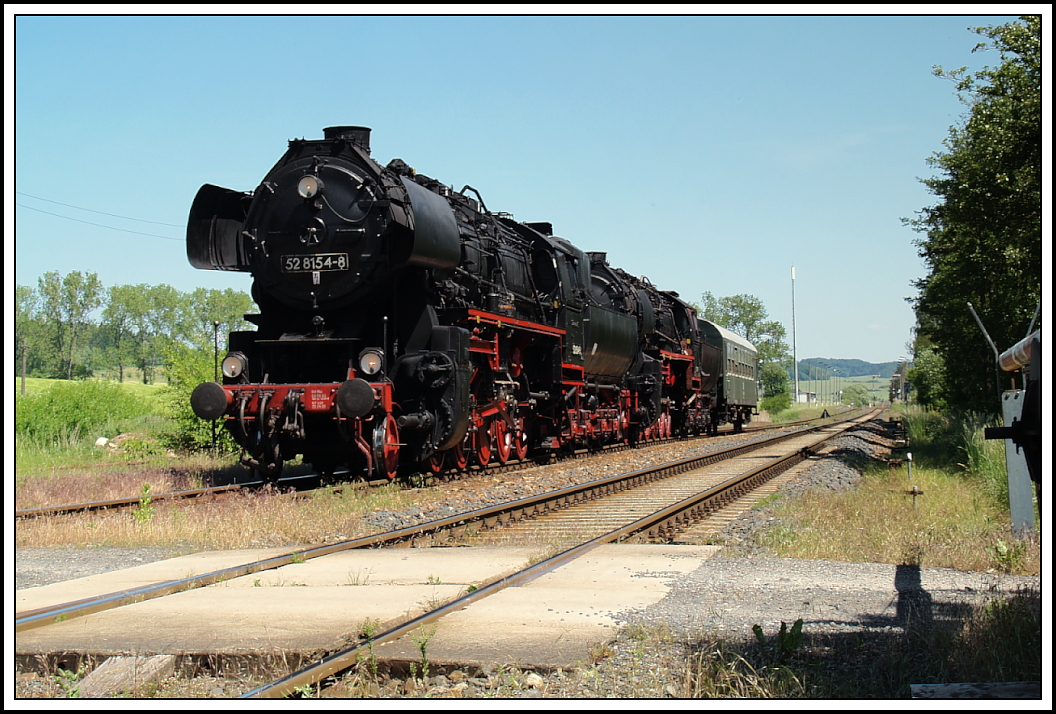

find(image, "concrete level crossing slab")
[374,544,721,668]
[15,544,721,669]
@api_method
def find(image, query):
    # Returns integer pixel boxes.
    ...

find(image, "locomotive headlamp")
[358,349,384,376]
[297,175,324,199]
[221,351,248,379]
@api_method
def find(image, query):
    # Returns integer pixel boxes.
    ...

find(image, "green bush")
[15,380,155,446]
[760,391,792,414]
[160,343,239,454]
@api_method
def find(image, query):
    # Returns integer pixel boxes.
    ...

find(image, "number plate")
[281,254,349,272]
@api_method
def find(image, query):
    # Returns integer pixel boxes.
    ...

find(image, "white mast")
[791,266,798,403]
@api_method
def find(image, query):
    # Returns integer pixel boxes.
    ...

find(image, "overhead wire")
[16,203,184,241]
[17,191,185,227]
[16,191,186,241]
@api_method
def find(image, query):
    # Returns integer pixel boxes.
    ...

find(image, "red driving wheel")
[452,438,469,471]
[493,417,511,465]
[474,421,492,466]
[514,417,529,461]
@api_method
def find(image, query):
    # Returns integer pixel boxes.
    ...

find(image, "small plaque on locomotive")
[281,253,350,272]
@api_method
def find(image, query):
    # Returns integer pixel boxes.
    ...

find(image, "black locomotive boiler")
[188,126,757,480]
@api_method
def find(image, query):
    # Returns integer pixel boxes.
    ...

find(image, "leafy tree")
[759,362,790,401]
[905,16,1041,412]
[698,292,791,366]
[907,345,948,410]
[35,272,67,377]
[101,284,141,383]
[60,271,104,379]
[36,270,104,380]
[182,288,256,351]
[112,283,186,384]
[15,285,47,389]
[759,362,792,413]
[700,292,793,411]
[841,383,871,407]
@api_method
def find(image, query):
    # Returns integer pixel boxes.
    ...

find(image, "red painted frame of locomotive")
[461,311,715,448]
[215,377,397,477]
[218,379,393,417]
[660,348,697,389]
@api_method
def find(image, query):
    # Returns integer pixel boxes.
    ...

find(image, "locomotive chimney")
[323,126,371,153]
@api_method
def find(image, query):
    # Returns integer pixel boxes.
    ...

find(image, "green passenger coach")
[697,319,759,432]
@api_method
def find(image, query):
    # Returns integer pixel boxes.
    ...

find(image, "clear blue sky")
[8,11,1038,365]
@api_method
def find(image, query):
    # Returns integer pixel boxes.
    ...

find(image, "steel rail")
[631,414,874,541]
[15,410,838,519]
[242,410,878,698]
[16,410,871,632]
[14,484,243,519]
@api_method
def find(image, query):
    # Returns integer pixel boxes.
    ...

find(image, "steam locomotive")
[188,126,757,480]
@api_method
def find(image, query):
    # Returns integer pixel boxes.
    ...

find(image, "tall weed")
[947,586,1041,682]
[900,407,1008,506]
[900,406,949,454]
[954,412,1009,506]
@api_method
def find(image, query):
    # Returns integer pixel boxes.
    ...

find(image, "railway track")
[14,412,832,521]
[469,426,845,547]
[16,410,870,631]
[242,408,880,697]
[670,438,848,544]
[13,483,244,520]
[18,409,878,698]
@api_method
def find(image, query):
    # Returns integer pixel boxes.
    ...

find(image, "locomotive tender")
[188,126,757,480]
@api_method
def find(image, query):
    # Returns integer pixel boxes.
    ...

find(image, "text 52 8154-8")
[281,253,349,272]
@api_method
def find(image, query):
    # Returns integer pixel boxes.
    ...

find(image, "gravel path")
[611,554,1033,639]
[15,546,183,591]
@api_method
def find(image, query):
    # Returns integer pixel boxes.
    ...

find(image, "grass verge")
[756,407,1039,576]
[15,474,425,550]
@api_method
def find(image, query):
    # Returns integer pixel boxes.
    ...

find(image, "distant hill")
[794,358,899,381]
